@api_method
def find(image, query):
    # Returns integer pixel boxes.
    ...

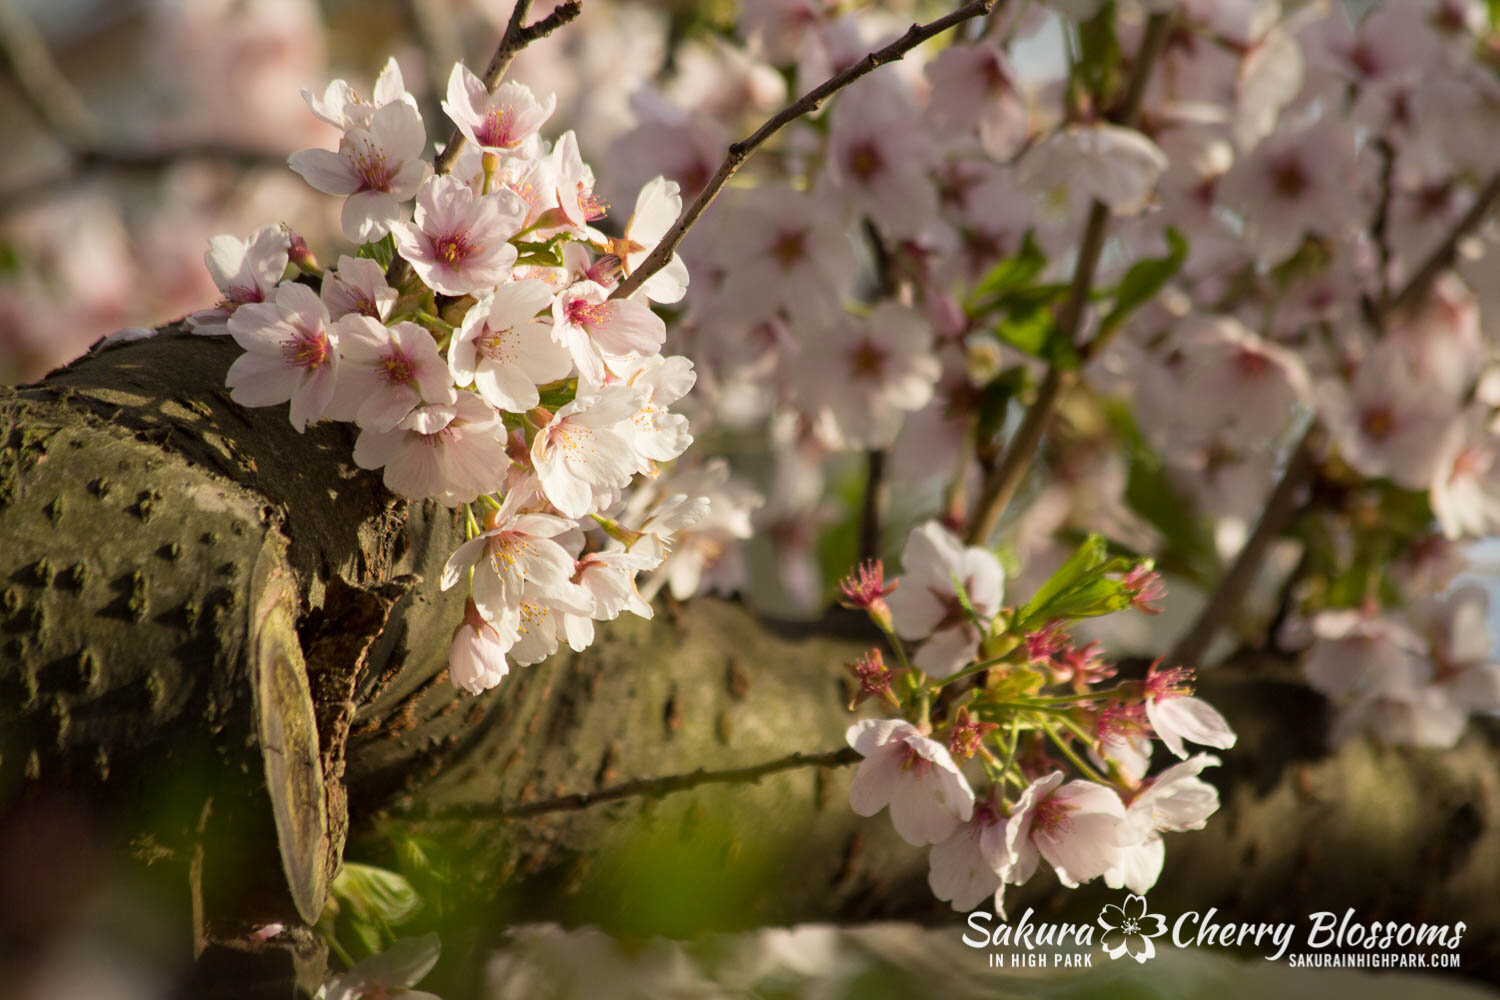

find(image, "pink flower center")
[1451,446,1488,483]
[380,349,416,385]
[1146,664,1194,701]
[477,326,516,363]
[434,231,477,271]
[565,297,608,329]
[849,339,886,378]
[223,284,264,307]
[1269,155,1309,199]
[770,229,807,268]
[1032,797,1071,837]
[1360,405,1395,441]
[898,744,933,776]
[350,138,395,192]
[281,330,331,369]
[578,184,608,221]
[477,107,520,148]
[1232,347,1273,380]
[847,140,884,182]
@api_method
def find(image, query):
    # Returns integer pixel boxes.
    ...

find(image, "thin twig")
[405,746,860,821]
[388,0,582,286]
[859,449,888,563]
[1167,424,1320,668]
[0,0,97,148]
[1387,170,1500,316]
[430,0,583,177]
[611,0,1005,301]
[964,12,1172,545]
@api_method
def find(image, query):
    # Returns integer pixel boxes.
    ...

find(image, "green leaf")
[1019,534,1109,625]
[967,232,1047,313]
[330,862,421,941]
[1101,398,1219,587]
[536,377,578,411]
[513,233,572,268]
[1096,227,1188,339]
[994,303,1056,358]
[1038,577,1132,619]
[356,232,397,270]
[1076,1,1121,100]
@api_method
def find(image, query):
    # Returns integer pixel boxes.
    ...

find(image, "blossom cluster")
[602,0,1500,748]
[189,57,713,694]
[840,522,1234,912]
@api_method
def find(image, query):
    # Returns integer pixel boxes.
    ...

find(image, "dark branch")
[1167,425,1321,668]
[965,12,1172,544]
[405,746,860,821]
[430,0,584,177]
[1387,169,1500,316]
[612,0,1004,301]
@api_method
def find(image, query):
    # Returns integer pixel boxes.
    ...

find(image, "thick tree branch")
[611,0,1004,301]
[965,12,1172,545]
[405,747,859,822]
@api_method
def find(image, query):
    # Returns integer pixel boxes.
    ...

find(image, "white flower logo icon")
[1097,894,1169,963]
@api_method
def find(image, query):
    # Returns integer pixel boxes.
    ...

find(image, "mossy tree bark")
[1,331,1497,998]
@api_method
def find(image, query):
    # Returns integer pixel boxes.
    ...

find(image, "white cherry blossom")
[451,280,574,412]
[289,99,430,242]
[886,521,1005,679]
[225,282,339,432]
[846,719,975,847]
[188,225,289,336]
[392,175,526,296]
[352,392,510,505]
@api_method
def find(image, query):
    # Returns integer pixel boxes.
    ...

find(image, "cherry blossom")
[616,354,696,475]
[330,317,456,431]
[450,280,574,412]
[289,99,430,242]
[550,280,666,386]
[825,75,936,239]
[301,56,411,131]
[1143,663,1238,759]
[352,392,511,504]
[928,807,1006,912]
[320,255,397,322]
[797,303,940,451]
[886,522,1005,679]
[225,282,340,432]
[441,506,593,623]
[392,175,527,296]
[924,40,1028,161]
[1019,124,1168,217]
[846,719,975,847]
[1218,115,1362,264]
[619,176,690,304]
[531,387,648,518]
[449,599,517,695]
[1106,754,1222,894]
[1002,771,1126,889]
[442,64,556,154]
[1431,410,1500,539]
[1320,342,1459,490]
[187,225,290,336]
[708,188,856,330]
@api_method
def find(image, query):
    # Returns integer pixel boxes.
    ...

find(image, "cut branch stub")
[250,538,329,925]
